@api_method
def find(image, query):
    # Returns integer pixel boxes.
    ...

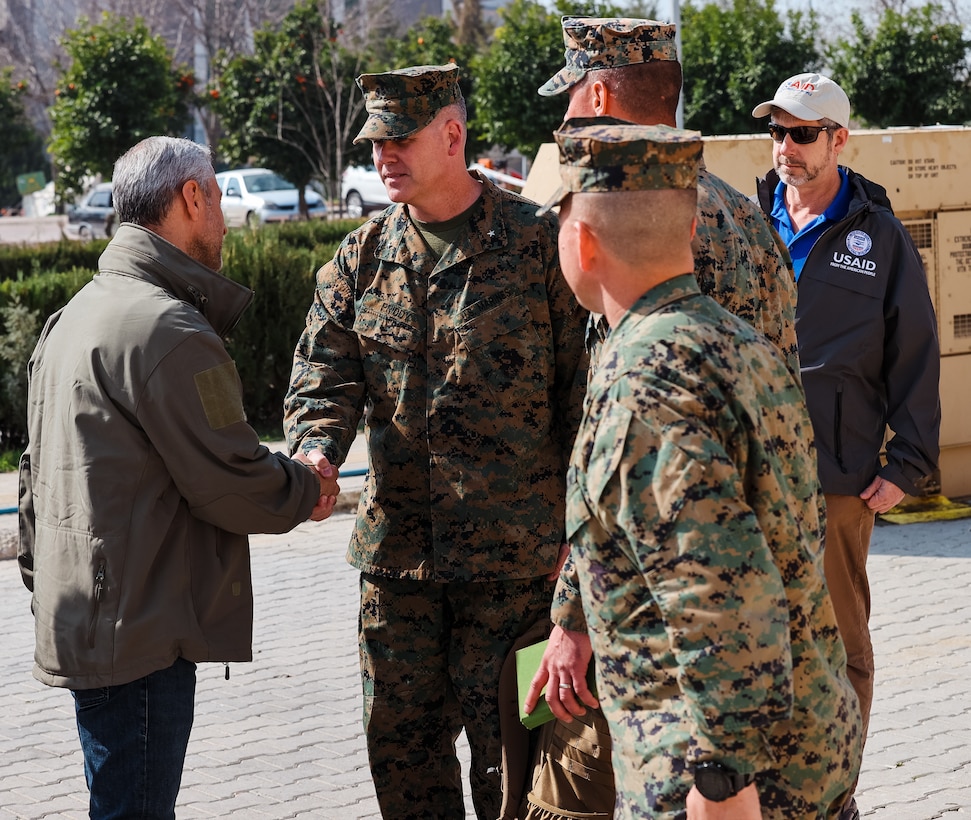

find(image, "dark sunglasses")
[767,122,833,144]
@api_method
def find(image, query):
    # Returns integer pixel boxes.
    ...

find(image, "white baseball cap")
[752,73,850,127]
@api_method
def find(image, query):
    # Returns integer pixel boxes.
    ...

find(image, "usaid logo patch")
[846,230,873,256]
[832,230,877,276]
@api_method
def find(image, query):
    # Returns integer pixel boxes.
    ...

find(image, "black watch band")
[692,761,756,802]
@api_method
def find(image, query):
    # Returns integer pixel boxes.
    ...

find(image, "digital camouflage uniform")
[538,17,679,96]
[541,121,861,819]
[284,65,588,820]
[571,274,861,819]
[519,20,801,820]
[693,166,798,372]
[353,63,463,144]
[539,18,799,375]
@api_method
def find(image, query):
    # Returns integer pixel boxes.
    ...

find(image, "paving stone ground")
[2,453,970,818]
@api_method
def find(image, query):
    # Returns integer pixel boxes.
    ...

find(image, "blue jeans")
[72,657,196,820]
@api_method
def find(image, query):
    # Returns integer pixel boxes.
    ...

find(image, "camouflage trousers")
[520,700,858,819]
[359,572,552,820]
[521,704,859,820]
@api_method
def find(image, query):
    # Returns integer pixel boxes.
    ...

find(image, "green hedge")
[224,222,359,435]
[0,219,361,455]
[0,239,108,283]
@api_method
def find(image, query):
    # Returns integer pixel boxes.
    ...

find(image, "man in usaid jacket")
[752,73,941,820]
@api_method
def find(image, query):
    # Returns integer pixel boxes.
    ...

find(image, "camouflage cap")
[354,64,462,144]
[537,116,702,215]
[538,17,678,97]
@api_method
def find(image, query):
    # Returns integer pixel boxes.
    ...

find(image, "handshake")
[294,450,341,522]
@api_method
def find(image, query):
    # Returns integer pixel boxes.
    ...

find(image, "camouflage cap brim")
[538,116,702,215]
[538,17,678,98]
[353,111,436,145]
[538,64,587,97]
[354,64,461,144]
[536,185,567,216]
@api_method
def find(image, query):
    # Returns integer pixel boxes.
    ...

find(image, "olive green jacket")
[20,224,320,689]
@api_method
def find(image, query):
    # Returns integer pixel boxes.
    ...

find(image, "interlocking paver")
[2,458,971,817]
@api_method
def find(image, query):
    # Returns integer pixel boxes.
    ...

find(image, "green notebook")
[515,638,598,729]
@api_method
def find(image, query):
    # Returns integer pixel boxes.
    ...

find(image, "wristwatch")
[692,761,756,802]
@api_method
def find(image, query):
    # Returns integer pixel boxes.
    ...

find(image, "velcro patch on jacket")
[194,361,246,430]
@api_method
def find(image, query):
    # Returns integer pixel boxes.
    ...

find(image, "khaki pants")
[521,707,615,819]
[822,493,876,744]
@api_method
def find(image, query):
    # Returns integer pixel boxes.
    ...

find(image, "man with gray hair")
[19,135,339,819]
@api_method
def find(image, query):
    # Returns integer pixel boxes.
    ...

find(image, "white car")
[340,165,391,218]
[214,168,327,228]
[340,163,524,218]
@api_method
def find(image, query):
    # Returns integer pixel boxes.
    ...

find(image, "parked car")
[65,182,116,240]
[340,162,525,218]
[214,168,327,228]
[340,164,390,218]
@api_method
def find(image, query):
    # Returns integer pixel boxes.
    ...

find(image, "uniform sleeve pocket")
[565,402,632,541]
[581,400,634,517]
[565,469,593,544]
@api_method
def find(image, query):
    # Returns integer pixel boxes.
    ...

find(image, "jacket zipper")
[186,284,208,311]
[87,560,106,648]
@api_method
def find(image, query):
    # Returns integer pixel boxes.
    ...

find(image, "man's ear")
[445,119,465,157]
[832,126,850,157]
[689,215,698,241]
[576,219,600,272]
[180,179,205,222]
[590,79,608,116]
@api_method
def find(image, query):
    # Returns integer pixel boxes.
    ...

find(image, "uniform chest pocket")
[454,293,550,405]
[353,292,422,354]
[353,292,422,403]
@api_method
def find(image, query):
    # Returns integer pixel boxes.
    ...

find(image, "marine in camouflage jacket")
[285,173,588,582]
[554,164,800,633]
[565,274,860,817]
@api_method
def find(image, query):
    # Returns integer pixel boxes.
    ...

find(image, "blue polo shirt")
[770,168,852,281]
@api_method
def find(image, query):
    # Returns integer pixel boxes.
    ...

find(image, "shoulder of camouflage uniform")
[499,186,554,213]
[482,177,560,228]
[698,167,772,220]
[329,204,408,258]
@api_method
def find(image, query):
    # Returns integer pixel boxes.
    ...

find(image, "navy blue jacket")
[757,167,940,496]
